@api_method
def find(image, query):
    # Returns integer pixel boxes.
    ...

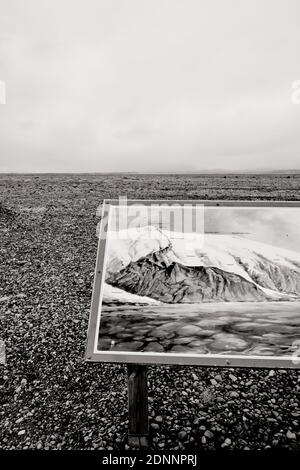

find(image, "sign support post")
[127,364,149,448]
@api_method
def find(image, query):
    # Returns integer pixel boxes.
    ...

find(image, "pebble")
[151,423,160,431]
[178,431,187,441]
[222,438,232,447]
[286,430,296,440]
[229,374,237,382]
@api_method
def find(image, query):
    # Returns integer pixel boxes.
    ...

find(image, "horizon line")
[1,169,300,175]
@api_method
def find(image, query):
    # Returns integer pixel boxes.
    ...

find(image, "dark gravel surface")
[0,173,299,450]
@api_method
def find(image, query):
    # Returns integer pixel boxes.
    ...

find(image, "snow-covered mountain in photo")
[103,226,300,304]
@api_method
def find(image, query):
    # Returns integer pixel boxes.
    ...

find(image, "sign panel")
[86,200,300,368]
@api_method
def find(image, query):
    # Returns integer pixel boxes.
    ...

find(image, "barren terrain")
[0,173,300,450]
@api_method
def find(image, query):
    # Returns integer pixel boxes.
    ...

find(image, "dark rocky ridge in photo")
[107,246,271,303]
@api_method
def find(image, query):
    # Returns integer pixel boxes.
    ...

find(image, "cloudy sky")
[205,207,300,252]
[0,0,300,172]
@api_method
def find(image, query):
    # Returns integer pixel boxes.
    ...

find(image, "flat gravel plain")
[0,173,299,450]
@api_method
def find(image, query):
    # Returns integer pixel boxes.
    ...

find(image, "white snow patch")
[103,283,160,305]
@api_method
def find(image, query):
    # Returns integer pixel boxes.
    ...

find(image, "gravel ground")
[0,173,299,450]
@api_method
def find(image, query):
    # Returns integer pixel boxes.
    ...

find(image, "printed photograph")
[97,204,300,358]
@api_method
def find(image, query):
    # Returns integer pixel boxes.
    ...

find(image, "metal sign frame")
[85,199,300,369]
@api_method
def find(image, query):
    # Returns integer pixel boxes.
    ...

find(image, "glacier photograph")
[97,204,300,358]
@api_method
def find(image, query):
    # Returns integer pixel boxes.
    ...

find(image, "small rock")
[18,430,25,436]
[286,430,296,440]
[222,438,232,447]
[178,431,187,441]
[150,423,160,431]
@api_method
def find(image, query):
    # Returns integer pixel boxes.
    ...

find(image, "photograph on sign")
[86,201,300,367]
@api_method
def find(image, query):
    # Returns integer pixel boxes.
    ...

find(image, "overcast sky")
[205,207,300,252]
[0,0,300,172]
